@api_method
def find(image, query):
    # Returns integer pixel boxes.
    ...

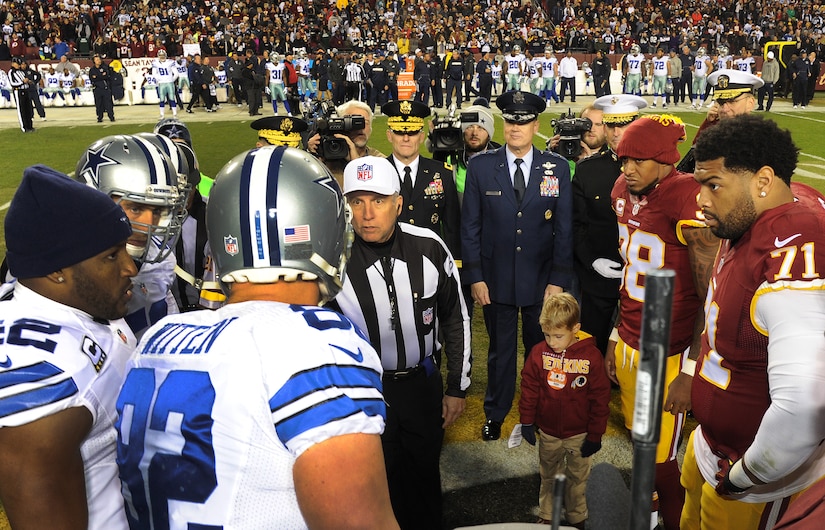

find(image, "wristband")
[728,459,756,491]
[681,358,697,376]
[609,327,620,342]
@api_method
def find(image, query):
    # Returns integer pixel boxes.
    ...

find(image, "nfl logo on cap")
[357,163,374,181]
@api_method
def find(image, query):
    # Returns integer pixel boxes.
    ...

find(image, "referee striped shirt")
[345,61,364,83]
[335,223,472,397]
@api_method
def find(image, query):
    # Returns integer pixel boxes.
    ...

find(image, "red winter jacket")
[518,333,611,442]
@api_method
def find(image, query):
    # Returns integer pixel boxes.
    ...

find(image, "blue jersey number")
[117,369,220,530]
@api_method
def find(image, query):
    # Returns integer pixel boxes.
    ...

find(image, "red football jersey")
[692,200,825,460]
[611,169,706,353]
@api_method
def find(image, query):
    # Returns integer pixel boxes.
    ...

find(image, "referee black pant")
[13,89,33,131]
[382,366,444,530]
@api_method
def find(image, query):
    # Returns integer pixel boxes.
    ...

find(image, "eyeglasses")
[716,93,748,106]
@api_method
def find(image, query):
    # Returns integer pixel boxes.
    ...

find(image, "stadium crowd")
[3,0,825,63]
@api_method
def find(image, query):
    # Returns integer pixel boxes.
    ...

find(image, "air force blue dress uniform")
[461,91,574,439]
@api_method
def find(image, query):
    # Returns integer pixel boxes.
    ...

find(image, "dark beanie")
[5,165,133,279]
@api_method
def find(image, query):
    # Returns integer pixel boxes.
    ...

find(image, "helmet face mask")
[206,146,351,304]
[75,135,185,264]
[134,132,192,208]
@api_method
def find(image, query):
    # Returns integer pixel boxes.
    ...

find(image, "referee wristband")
[609,328,620,342]
[681,359,697,376]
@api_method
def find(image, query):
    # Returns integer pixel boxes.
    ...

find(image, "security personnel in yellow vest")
[383,99,461,258]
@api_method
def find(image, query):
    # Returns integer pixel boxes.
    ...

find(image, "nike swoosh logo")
[331,344,364,362]
[774,233,802,247]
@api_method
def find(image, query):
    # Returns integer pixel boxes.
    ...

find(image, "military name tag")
[486,190,502,196]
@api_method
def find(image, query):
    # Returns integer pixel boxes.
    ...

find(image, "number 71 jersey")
[115,301,386,529]
[692,198,825,461]
[612,170,706,353]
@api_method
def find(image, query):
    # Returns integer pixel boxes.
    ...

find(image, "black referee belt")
[384,355,436,381]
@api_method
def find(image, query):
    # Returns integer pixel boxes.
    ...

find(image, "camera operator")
[427,99,501,207]
[307,99,384,184]
[572,94,646,355]
[545,107,596,163]
[383,99,461,257]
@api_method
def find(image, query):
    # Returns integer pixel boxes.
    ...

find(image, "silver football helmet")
[154,117,192,146]
[157,49,167,59]
[75,134,184,263]
[206,146,352,304]
[631,44,641,55]
[697,46,707,57]
[134,132,191,197]
[717,46,729,57]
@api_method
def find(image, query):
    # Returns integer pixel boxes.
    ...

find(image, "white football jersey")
[626,53,644,74]
[529,57,541,78]
[694,57,710,76]
[491,63,502,80]
[45,72,60,88]
[0,282,134,529]
[116,301,385,529]
[267,61,285,84]
[653,56,669,76]
[506,53,524,74]
[60,72,76,89]
[152,59,178,84]
[124,244,178,339]
[215,69,227,85]
[541,56,557,78]
[175,61,188,77]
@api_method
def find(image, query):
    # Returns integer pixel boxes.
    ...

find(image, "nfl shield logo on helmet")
[357,163,373,181]
[224,235,239,256]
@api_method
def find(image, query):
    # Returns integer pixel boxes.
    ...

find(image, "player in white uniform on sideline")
[624,44,645,95]
[266,55,291,115]
[75,135,185,339]
[0,68,11,108]
[491,60,502,95]
[528,52,542,95]
[691,47,713,109]
[175,56,189,96]
[115,146,400,529]
[296,49,312,100]
[506,46,525,91]
[59,67,79,105]
[539,48,559,103]
[652,48,670,107]
[43,66,61,104]
[0,165,135,530]
[151,49,179,118]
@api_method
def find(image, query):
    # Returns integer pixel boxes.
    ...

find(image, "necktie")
[403,166,413,198]
[513,158,525,206]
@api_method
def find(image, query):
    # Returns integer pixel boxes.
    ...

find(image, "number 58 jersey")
[116,301,386,529]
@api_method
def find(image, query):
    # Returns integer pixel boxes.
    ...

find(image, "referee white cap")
[343,156,401,196]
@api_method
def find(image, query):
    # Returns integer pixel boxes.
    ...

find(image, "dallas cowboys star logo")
[314,175,344,216]
[80,142,120,188]
[164,124,185,140]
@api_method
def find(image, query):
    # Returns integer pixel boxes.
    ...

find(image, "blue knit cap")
[5,165,133,279]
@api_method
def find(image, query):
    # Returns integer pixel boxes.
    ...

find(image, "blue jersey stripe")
[269,364,382,411]
[274,396,386,444]
[265,147,284,266]
[0,379,79,419]
[0,361,64,391]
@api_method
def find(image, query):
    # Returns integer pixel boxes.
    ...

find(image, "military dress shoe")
[481,420,502,441]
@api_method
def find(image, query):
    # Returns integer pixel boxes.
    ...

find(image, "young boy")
[518,293,612,529]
